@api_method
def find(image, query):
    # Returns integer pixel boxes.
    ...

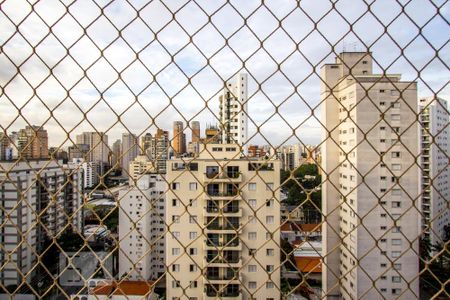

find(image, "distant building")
[16,125,49,159]
[0,132,11,160]
[172,121,186,157]
[121,133,139,176]
[248,145,266,158]
[219,73,248,150]
[118,174,166,280]
[129,155,155,183]
[111,139,122,170]
[76,132,109,164]
[419,97,449,247]
[68,143,90,161]
[279,144,305,171]
[151,129,169,174]
[203,125,221,144]
[191,121,200,143]
[0,160,82,286]
[141,133,153,156]
[71,158,100,189]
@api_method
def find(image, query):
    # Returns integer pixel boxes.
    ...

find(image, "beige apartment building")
[321,52,420,299]
[166,144,280,300]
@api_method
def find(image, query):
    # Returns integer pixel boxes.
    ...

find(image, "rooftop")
[91,281,156,296]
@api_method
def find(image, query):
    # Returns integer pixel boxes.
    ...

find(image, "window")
[172,232,180,239]
[172,182,180,190]
[249,248,256,255]
[248,265,257,272]
[266,199,274,207]
[249,281,257,289]
[392,239,402,245]
[172,264,180,272]
[190,281,198,288]
[392,164,401,171]
[172,215,180,223]
[249,183,257,191]
[392,251,401,258]
[266,183,274,190]
[392,201,401,208]
[392,189,402,196]
[391,152,401,158]
[266,265,274,272]
[172,248,180,255]
[189,248,197,255]
[392,226,401,233]
[249,199,257,207]
[189,199,197,207]
[189,264,197,272]
[172,281,180,288]
[392,276,401,283]
[392,288,401,295]
[391,114,400,121]
[266,249,274,256]
[172,199,178,206]
[189,182,197,190]
[248,232,257,240]
[189,215,197,223]
[266,216,274,224]
[394,263,402,270]
[189,232,197,240]
[266,281,274,289]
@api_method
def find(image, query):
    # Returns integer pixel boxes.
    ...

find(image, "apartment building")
[129,155,155,183]
[166,144,280,300]
[0,160,82,286]
[419,97,449,247]
[172,121,187,157]
[121,133,139,176]
[151,129,170,174]
[118,174,166,280]
[321,52,420,299]
[219,74,248,150]
[111,139,122,170]
[17,125,49,159]
[71,158,100,189]
[76,132,109,164]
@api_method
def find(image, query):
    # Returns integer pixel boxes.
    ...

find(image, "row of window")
[170,182,275,191]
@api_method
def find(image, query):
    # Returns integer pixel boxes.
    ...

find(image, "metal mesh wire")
[0,0,449,299]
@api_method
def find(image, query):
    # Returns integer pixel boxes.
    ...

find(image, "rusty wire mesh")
[0,0,449,299]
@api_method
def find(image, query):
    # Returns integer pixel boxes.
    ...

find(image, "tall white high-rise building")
[321,52,420,299]
[71,158,100,189]
[419,97,449,247]
[166,143,280,299]
[0,160,82,286]
[121,133,139,176]
[219,73,248,149]
[118,173,166,280]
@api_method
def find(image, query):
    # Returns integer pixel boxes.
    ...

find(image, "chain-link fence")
[0,0,449,299]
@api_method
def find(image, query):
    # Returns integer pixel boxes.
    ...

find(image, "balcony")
[204,284,242,299]
[205,251,242,266]
[204,205,242,217]
[204,172,242,183]
[205,267,240,283]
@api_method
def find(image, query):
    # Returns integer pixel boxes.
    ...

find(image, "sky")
[0,0,448,149]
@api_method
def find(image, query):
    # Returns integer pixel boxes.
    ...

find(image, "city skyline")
[0,1,448,148]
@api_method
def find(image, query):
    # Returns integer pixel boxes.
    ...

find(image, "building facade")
[121,133,139,176]
[17,126,49,159]
[76,132,109,164]
[419,97,449,247]
[0,160,82,286]
[166,144,280,299]
[219,74,248,150]
[118,174,166,280]
[129,155,155,183]
[321,52,420,299]
[172,121,186,157]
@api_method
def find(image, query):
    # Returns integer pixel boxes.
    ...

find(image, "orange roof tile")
[280,223,292,231]
[294,257,322,273]
[92,281,155,296]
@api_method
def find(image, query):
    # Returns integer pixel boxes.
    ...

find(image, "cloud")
[0,0,448,149]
